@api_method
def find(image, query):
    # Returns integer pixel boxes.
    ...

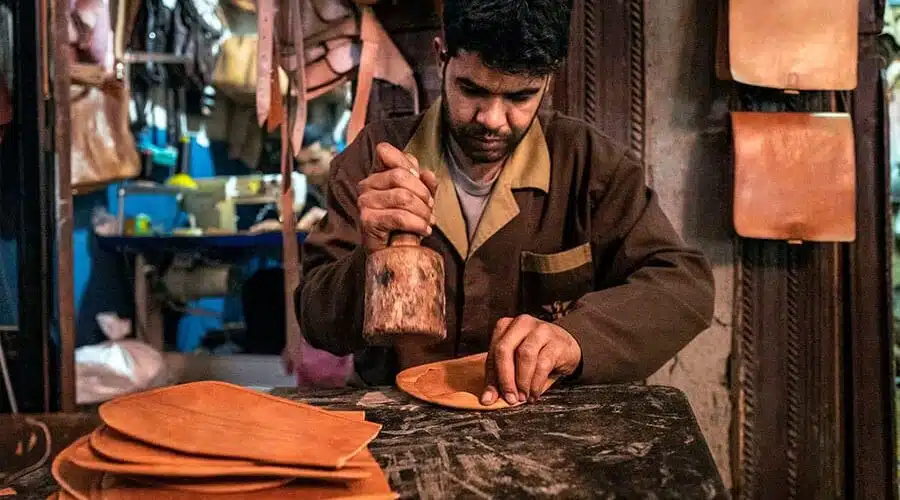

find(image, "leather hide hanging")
[730,111,857,242]
[717,0,859,90]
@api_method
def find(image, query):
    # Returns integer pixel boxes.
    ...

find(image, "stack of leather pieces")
[48,381,395,500]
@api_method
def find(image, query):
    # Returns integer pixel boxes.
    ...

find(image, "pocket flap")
[521,242,592,274]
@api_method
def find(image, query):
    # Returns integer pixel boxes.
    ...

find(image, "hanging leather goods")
[251,0,419,156]
[730,111,857,243]
[269,32,303,378]
[68,64,141,194]
[716,0,859,90]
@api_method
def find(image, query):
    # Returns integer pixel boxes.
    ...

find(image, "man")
[297,0,715,406]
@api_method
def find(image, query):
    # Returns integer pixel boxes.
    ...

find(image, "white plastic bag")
[75,312,167,404]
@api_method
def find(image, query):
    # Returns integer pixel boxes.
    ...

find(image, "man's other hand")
[481,314,582,406]
[356,142,439,252]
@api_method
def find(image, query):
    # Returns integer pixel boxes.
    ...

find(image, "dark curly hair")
[442,0,572,76]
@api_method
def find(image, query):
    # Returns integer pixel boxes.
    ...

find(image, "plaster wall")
[644,0,734,488]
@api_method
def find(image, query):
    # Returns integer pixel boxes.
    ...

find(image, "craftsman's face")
[438,45,549,164]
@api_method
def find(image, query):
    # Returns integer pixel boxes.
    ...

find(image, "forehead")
[447,51,546,93]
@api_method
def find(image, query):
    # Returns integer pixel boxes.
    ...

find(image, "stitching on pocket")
[520,242,592,274]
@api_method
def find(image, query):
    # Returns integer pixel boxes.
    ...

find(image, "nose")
[474,98,507,133]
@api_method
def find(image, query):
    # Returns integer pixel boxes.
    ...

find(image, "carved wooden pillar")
[553,0,646,166]
[729,1,896,498]
[556,0,894,497]
[846,7,896,497]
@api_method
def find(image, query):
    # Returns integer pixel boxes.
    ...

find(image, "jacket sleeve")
[295,137,373,356]
[553,154,715,384]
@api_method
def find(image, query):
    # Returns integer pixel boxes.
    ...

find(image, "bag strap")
[272,34,302,364]
[287,0,308,156]
[346,5,377,144]
[70,63,110,87]
[256,0,275,127]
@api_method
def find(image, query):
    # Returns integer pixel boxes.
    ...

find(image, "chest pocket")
[519,242,594,322]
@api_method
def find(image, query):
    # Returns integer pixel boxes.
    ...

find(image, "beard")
[440,84,528,164]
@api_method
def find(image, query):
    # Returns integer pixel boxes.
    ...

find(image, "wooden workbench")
[1,384,726,499]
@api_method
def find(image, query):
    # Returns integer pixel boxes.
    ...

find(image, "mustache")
[457,124,509,141]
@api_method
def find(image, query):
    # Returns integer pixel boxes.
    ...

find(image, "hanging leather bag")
[69,65,141,194]
[68,0,140,193]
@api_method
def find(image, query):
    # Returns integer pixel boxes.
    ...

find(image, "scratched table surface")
[1,384,726,499]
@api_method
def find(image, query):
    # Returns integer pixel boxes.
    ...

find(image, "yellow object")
[165,173,198,190]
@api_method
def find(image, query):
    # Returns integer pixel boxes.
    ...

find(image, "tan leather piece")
[90,423,370,469]
[75,430,371,481]
[396,353,558,411]
[723,0,858,90]
[57,436,292,496]
[731,111,857,242]
[95,471,397,500]
[128,476,291,494]
[89,444,395,499]
[97,381,381,469]
[52,436,103,500]
[52,408,393,499]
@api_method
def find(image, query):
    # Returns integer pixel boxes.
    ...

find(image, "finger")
[480,354,499,405]
[482,317,514,405]
[515,330,550,402]
[358,168,433,207]
[419,169,439,197]
[358,189,433,223]
[404,152,420,171]
[493,315,534,405]
[367,208,432,237]
[530,345,561,402]
[375,142,415,173]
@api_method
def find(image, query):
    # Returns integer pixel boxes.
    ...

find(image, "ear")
[433,37,444,61]
[433,37,449,71]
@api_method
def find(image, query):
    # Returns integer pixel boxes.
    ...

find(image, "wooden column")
[845,2,897,495]
[6,0,58,413]
[552,0,646,166]
[728,1,896,498]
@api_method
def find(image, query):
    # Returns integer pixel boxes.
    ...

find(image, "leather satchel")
[69,67,141,194]
[67,0,141,194]
[730,111,857,242]
[716,0,859,90]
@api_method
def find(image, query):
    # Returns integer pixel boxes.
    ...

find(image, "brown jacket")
[297,99,715,386]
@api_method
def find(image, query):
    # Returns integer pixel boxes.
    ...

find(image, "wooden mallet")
[363,153,450,347]
[363,229,446,345]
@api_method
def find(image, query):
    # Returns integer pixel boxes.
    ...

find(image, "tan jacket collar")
[404,98,551,259]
